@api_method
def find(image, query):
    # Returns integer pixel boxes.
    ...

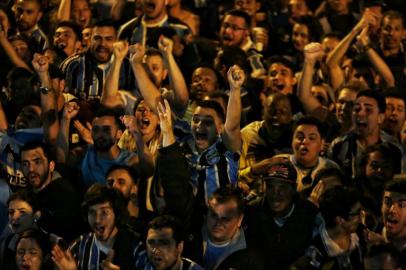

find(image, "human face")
[263,95,292,138]
[82,27,92,49]
[321,36,340,56]
[21,147,52,189]
[88,202,118,242]
[342,202,362,233]
[53,26,81,57]
[11,38,30,62]
[90,26,116,63]
[234,0,260,17]
[207,197,243,244]
[336,88,357,125]
[220,14,249,47]
[191,107,222,152]
[292,23,310,51]
[353,96,384,138]
[145,54,167,87]
[8,200,35,233]
[13,0,42,33]
[0,9,11,34]
[288,0,310,20]
[72,0,92,28]
[365,151,393,185]
[142,0,167,22]
[311,85,329,108]
[16,238,43,270]
[292,124,323,168]
[266,180,295,216]
[147,227,182,270]
[190,67,218,101]
[92,116,121,152]
[327,0,350,14]
[382,191,406,240]
[107,168,137,199]
[380,17,405,51]
[135,101,159,138]
[14,105,42,129]
[267,63,296,95]
[171,35,184,57]
[384,97,405,135]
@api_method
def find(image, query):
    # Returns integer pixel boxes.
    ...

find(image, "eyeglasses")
[222,22,247,31]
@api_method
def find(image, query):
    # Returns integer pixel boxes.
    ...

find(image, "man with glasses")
[292,186,363,269]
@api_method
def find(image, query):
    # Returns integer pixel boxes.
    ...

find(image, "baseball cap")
[262,161,297,185]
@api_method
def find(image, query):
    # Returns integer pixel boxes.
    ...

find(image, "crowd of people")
[0,0,406,269]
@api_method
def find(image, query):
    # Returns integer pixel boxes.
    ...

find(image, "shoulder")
[60,54,84,72]
[118,17,141,39]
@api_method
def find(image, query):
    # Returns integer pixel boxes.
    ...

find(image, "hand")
[113,41,129,61]
[51,244,78,270]
[63,102,80,121]
[120,115,141,137]
[252,27,268,52]
[157,99,173,134]
[227,65,245,90]
[73,120,93,144]
[356,26,370,49]
[101,250,120,270]
[304,42,324,64]
[129,43,145,64]
[32,53,50,74]
[356,8,378,32]
[158,35,173,55]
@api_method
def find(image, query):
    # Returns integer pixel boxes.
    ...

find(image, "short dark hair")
[147,215,184,244]
[385,179,406,195]
[294,116,327,139]
[55,21,83,41]
[382,10,405,28]
[82,184,127,225]
[195,100,226,123]
[210,186,244,215]
[383,89,406,104]
[7,189,39,213]
[223,9,252,29]
[21,141,54,162]
[106,165,139,185]
[313,167,346,186]
[319,186,361,228]
[216,45,250,73]
[293,15,323,42]
[267,55,296,74]
[93,19,117,31]
[93,106,125,131]
[357,90,386,113]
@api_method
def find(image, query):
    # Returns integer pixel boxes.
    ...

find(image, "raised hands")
[121,115,141,137]
[158,35,173,55]
[227,65,245,90]
[356,26,370,49]
[355,8,378,32]
[63,102,80,121]
[304,42,324,64]
[157,99,175,146]
[113,41,129,62]
[32,53,50,74]
[73,120,93,144]
[129,43,145,64]
[51,244,78,270]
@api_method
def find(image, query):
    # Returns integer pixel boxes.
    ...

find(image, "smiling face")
[383,97,405,136]
[13,0,42,33]
[16,238,43,270]
[292,124,324,168]
[206,197,243,244]
[8,200,35,234]
[353,96,384,139]
[72,0,92,28]
[88,202,118,242]
[90,26,116,64]
[267,63,297,95]
[146,227,182,270]
[53,26,81,57]
[220,14,249,47]
[382,191,406,240]
[292,23,310,52]
[190,67,218,101]
[191,106,223,152]
[21,147,53,190]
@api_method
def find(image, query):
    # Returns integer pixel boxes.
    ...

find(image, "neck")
[99,227,118,248]
[326,227,352,252]
[128,200,139,218]
[381,43,401,57]
[169,257,183,270]
[142,132,156,144]
[358,131,380,148]
[144,13,166,25]
[34,173,53,192]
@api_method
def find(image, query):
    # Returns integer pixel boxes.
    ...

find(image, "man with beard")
[239,93,293,197]
[20,141,84,241]
[52,184,141,270]
[330,90,401,179]
[52,21,82,64]
[12,0,48,51]
[61,20,135,102]
[57,104,154,188]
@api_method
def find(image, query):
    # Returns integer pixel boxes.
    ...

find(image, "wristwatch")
[39,87,51,95]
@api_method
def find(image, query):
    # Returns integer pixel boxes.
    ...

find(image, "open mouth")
[140,118,150,128]
[356,119,367,128]
[195,132,208,141]
[386,216,398,228]
[20,263,31,270]
[298,146,309,155]
[57,42,67,49]
[144,2,156,12]
[273,83,285,91]
[94,225,105,237]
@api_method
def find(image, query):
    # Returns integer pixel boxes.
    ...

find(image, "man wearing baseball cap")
[244,160,320,269]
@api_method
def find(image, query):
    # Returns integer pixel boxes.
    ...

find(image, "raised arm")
[111,0,126,21]
[223,65,243,152]
[0,100,7,130]
[0,28,31,71]
[32,53,59,145]
[101,41,129,108]
[57,0,72,22]
[56,102,79,164]
[158,36,189,115]
[356,26,395,87]
[326,9,377,90]
[298,43,325,115]
[129,44,161,114]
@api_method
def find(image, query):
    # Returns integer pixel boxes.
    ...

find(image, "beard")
[94,137,115,152]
